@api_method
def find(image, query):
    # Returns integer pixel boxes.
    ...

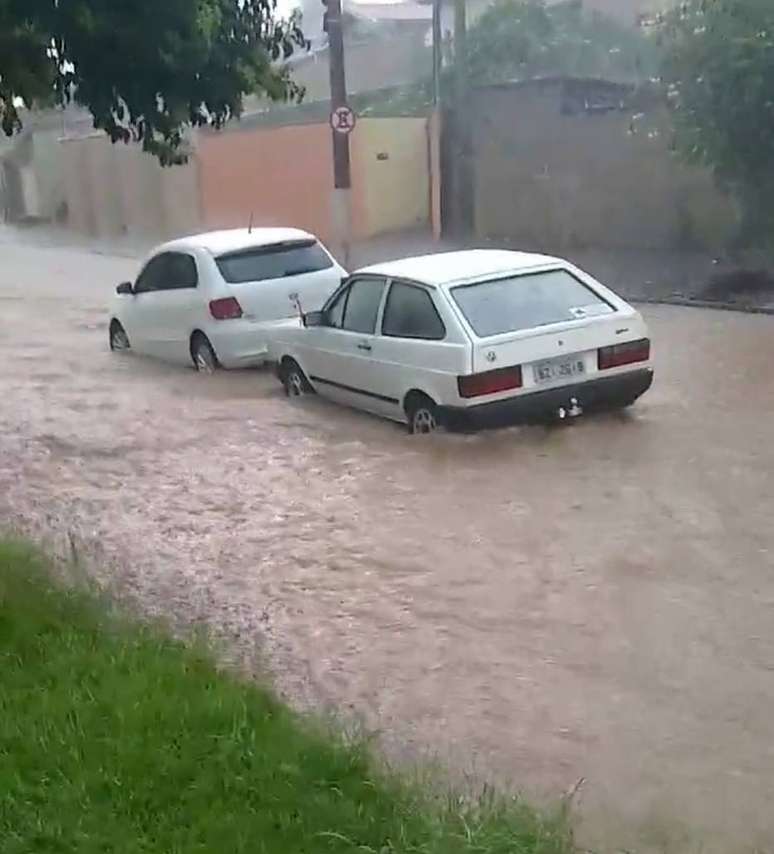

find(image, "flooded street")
[2,236,774,852]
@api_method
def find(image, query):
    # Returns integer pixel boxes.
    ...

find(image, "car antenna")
[248,211,253,234]
[289,291,303,318]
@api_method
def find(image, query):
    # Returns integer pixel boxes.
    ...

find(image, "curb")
[631,296,774,316]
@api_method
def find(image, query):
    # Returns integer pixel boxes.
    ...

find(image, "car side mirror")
[340,276,348,286]
[116,281,133,295]
[303,310,326,328]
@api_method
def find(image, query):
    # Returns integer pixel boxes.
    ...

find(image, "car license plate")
[533,355,586,385]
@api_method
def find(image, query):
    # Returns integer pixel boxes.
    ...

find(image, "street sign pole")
[430,0,443,239]
[453,0,470,236]
[326,0,352,264]
[432,0,442,107]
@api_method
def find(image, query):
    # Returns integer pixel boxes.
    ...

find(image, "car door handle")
[357,342,372,352]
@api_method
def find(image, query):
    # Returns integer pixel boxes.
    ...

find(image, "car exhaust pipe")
[556,398,583,422]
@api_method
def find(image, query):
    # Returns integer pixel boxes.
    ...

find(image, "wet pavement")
[2,236,774,852]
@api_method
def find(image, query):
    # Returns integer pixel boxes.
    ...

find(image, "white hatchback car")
[270,250,653,432]
[108,228,345,371]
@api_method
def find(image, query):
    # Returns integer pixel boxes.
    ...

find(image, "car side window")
[341,278,386,335]
[382,281,446,340]
[164,252,198,290]
[134,254,169,294]
[325,285,349,329]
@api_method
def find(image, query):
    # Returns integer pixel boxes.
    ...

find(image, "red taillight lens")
[209,297,243,320]
[458,365,523,399]
[598,338,650,370]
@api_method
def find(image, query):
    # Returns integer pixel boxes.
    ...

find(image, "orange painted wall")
[197,123,335,244]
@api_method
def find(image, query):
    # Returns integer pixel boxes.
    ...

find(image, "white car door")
[366,280,468,417]
[123,253,170,357]
[302,276,388,415]
[291,282,347,399]
[148,251,203,365]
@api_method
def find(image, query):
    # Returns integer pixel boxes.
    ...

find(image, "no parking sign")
[330,105,356,135]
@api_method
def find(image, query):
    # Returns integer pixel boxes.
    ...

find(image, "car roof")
[357,249,564,287]
[157,227,317,256]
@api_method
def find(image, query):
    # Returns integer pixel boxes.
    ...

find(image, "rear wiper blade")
[283,268,315,277]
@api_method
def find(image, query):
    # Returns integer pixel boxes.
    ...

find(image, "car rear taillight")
[598,338,650,370]
[209,297,243,320]
[458,366,523,399]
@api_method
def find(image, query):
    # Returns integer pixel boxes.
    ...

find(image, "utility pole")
[324,0,353,263]
[454,0,466,105]
[432,0,442,107]
[452,0,470,236]
[430,0,443,239]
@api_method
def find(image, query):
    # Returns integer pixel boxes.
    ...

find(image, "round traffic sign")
[330,105,356,135]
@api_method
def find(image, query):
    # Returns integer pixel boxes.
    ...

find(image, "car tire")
[406,393,441,435]
[191,333,219,374]
[109,320,131,352]
[281,358,313,398]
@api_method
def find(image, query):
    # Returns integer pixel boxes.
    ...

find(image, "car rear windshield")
[451,269,614,337]
[215,240,333,284]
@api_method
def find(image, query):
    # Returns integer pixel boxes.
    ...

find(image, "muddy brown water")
[2,239,774,851]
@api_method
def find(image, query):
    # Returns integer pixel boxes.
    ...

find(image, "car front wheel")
[281,358,313,397]
[109,320,130,352]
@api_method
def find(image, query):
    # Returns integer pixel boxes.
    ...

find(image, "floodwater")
[2,236,774,852]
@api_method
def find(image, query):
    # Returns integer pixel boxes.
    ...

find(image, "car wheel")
[281,358,312,397]
[109,320,130,352]
[191,333,219,374]
[406,393,441,435]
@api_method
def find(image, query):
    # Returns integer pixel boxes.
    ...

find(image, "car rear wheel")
[406,393,440,435]
[109,320,130,352]
[191,333,219,374]
[281,358,312,397]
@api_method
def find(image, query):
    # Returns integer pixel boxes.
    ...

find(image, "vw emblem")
[485,351,497,363]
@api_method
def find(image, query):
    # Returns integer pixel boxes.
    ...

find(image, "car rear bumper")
[209,318,299,369]
[210,336,269,368]
[440,368,653,430]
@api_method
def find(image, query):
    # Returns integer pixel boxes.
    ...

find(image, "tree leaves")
[0,0,308,164]
[0,1,55,135]
[661,0,774,243]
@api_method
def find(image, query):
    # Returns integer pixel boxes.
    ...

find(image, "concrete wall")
[2,120,77,222]
[470,81,736,251]
[58,134,201,240]
[54,116,429,245]
[0,133,42,221]
[31,129,67,220]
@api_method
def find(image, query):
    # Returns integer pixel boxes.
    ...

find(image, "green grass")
[0,540,574,854]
